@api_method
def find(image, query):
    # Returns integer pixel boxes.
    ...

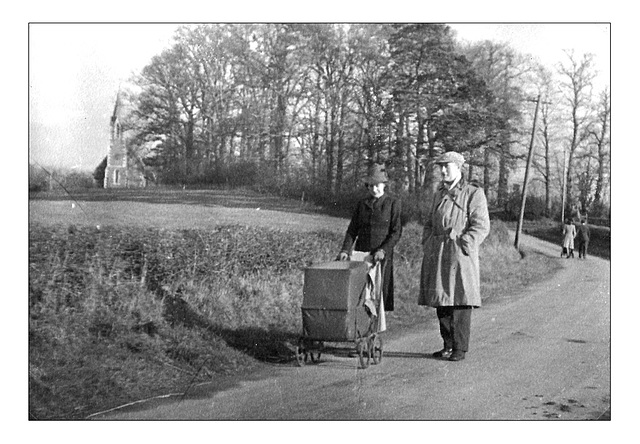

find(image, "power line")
[31,161,100,229]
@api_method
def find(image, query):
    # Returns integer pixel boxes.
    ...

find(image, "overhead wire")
[31,160,100,229]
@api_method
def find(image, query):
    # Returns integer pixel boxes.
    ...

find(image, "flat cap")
[434,151,465,166]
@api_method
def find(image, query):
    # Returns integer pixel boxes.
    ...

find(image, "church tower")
[104,93,128,188]
[104,92,146,188]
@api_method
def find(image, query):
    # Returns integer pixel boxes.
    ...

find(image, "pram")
[295,260,384,369]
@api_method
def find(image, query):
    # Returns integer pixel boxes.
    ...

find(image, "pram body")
[296,261,383,369]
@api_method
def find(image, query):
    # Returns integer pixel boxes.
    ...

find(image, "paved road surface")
[93,233,610,420]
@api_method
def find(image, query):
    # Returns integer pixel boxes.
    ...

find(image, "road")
[92,232,610,420]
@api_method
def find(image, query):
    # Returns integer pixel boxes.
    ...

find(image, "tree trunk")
[395,111,405,188]
[483,148,492,198]
[335,94,347,193]
[497,137,510,208]
[325,104,334,192]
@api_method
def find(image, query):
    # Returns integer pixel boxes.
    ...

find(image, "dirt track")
[92,231,610,421]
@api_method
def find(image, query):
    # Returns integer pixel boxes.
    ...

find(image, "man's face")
[439,162,461,183]
[366,182,386,199]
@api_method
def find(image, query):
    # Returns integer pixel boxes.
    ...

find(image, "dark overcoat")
[340,193,402,311]
[576,223,590,247]
[418,178,490,308]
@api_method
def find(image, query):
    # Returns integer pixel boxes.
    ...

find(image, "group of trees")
[117,23,610,221]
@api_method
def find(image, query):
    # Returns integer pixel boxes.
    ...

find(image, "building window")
[114,169,120,184]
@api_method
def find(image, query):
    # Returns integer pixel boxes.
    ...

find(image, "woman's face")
[367,182,386,199]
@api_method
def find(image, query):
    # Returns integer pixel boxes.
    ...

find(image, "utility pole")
[561,147,567,225]
[514,94,546,251]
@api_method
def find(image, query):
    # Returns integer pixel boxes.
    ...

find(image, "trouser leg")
[583,243,588,258]
[452,307,472,352]
[437,306,472,352]
[436,307,454,350]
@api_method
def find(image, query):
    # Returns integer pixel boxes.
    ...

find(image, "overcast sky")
[28,23,610,171]
[29,23,178,171]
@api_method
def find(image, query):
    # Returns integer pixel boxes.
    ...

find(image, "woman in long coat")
[419,152,490,361]
[562,219,576,258]
[338,164,402,311]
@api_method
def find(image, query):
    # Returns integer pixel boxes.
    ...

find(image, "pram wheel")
[356,338,370,369]
[371,334,383,365]
[295,338,308,367]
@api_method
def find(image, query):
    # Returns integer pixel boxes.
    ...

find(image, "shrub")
[62,171,96,189]
[93,157,107,187]
[29,164,50,192]
[504,192,549,221]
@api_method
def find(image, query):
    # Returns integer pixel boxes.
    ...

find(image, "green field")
[29,188,560,419]
[29,188,347,233]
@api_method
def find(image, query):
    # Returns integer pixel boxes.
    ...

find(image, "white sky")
[29,23,178,170]
[451,23,610,86]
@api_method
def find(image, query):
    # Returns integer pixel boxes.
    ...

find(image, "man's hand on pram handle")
[373,249,385,263]
[337,251,350,261]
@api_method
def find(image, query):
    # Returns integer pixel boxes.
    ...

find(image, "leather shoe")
[448,350,466,361]
[432,348,453,358]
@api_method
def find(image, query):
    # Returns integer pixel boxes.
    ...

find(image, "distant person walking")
[576,219,590,259]
[338,164,403,312]
[562,218,576,258]
[418,152,490,362]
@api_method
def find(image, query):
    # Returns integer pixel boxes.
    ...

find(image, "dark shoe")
[432,348,453,358]
[448,350,466,361]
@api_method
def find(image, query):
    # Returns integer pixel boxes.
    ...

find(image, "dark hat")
[435,151,465,166]
[364,164,389,185]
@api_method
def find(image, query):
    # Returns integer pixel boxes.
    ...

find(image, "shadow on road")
[383,351,436,359]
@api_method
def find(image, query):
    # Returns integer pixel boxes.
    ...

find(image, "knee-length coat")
[419,178,490,308]
[340,194,402,311]
[562,223,576,249]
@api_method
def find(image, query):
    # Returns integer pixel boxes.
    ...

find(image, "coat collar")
[439,176,466,196]
[366,193,388,208]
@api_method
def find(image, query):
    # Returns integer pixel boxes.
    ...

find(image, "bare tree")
[531,64,563,217]
[463,40,529,207]
[590,87,610,212]
[557,51,596,216]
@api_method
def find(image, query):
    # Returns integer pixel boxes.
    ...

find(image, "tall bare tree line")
[122,24,610,219]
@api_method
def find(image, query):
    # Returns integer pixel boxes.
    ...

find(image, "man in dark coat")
[338,164,402,311]
[576,219,591,259]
